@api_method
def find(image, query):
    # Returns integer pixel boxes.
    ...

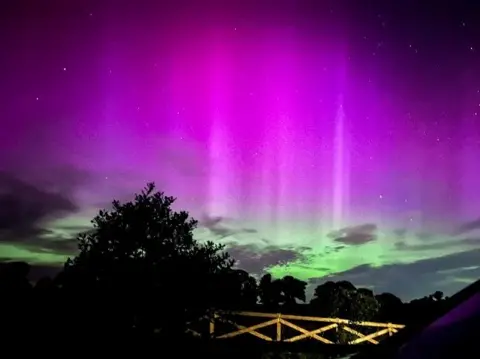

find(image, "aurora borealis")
[2,1,480,300]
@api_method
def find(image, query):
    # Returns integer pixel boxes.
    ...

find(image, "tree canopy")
[61,183,235,336]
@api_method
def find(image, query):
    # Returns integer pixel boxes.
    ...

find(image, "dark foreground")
[5,329,370,358]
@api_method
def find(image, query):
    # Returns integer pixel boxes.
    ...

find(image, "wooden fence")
[198,311,405,345]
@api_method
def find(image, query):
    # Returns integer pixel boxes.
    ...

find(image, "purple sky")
[1,0,480,300]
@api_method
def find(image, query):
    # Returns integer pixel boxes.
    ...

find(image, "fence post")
[276,313,282,341]
[210,313,215,338]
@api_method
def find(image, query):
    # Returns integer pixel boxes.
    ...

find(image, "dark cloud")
[29,230,79,255]
[459,237,480,246]
[392,230,437,242]
[33,166,94,193]
[416,232,436,240]
[393,228,407,239]
[320,245,346,255]
[227,244,305,275]
[4,234,77,257]
[328,223,377,245]
[295,264,331,272]
[309,249,480,300]
[24,224,94,257]
[0,169,91,258]
[51,224,93,234]
[0,171,77,239]
[395,237,480,251]
[453,218,480,236]
[200,214,258,240]
[296,246,314,252]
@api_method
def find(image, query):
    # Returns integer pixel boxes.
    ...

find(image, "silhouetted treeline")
[0,183,450,350]
[0,261,449,334]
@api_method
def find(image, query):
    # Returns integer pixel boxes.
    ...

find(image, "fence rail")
[191,311,405,345]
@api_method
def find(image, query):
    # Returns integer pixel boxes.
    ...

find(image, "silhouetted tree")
[404,291,446,326]
[311,281,379,320]
[259,273,283,310]
[216,269,258,309]
[0,261,34,339]
[235,269,259,308]
[0,261,32,292]
[60,183,234,338]
[258,274,307,311]
[281,275,308,307]
[375,292,404,322]
[310,281,380,343]
[34,276,55,290]
[431,290,444,302]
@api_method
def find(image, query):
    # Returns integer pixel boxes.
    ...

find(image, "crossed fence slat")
[207,311,405,345]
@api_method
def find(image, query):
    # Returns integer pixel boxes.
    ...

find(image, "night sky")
[1,0,480,300]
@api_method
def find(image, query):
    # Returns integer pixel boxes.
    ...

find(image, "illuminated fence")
[191,311,405,345]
